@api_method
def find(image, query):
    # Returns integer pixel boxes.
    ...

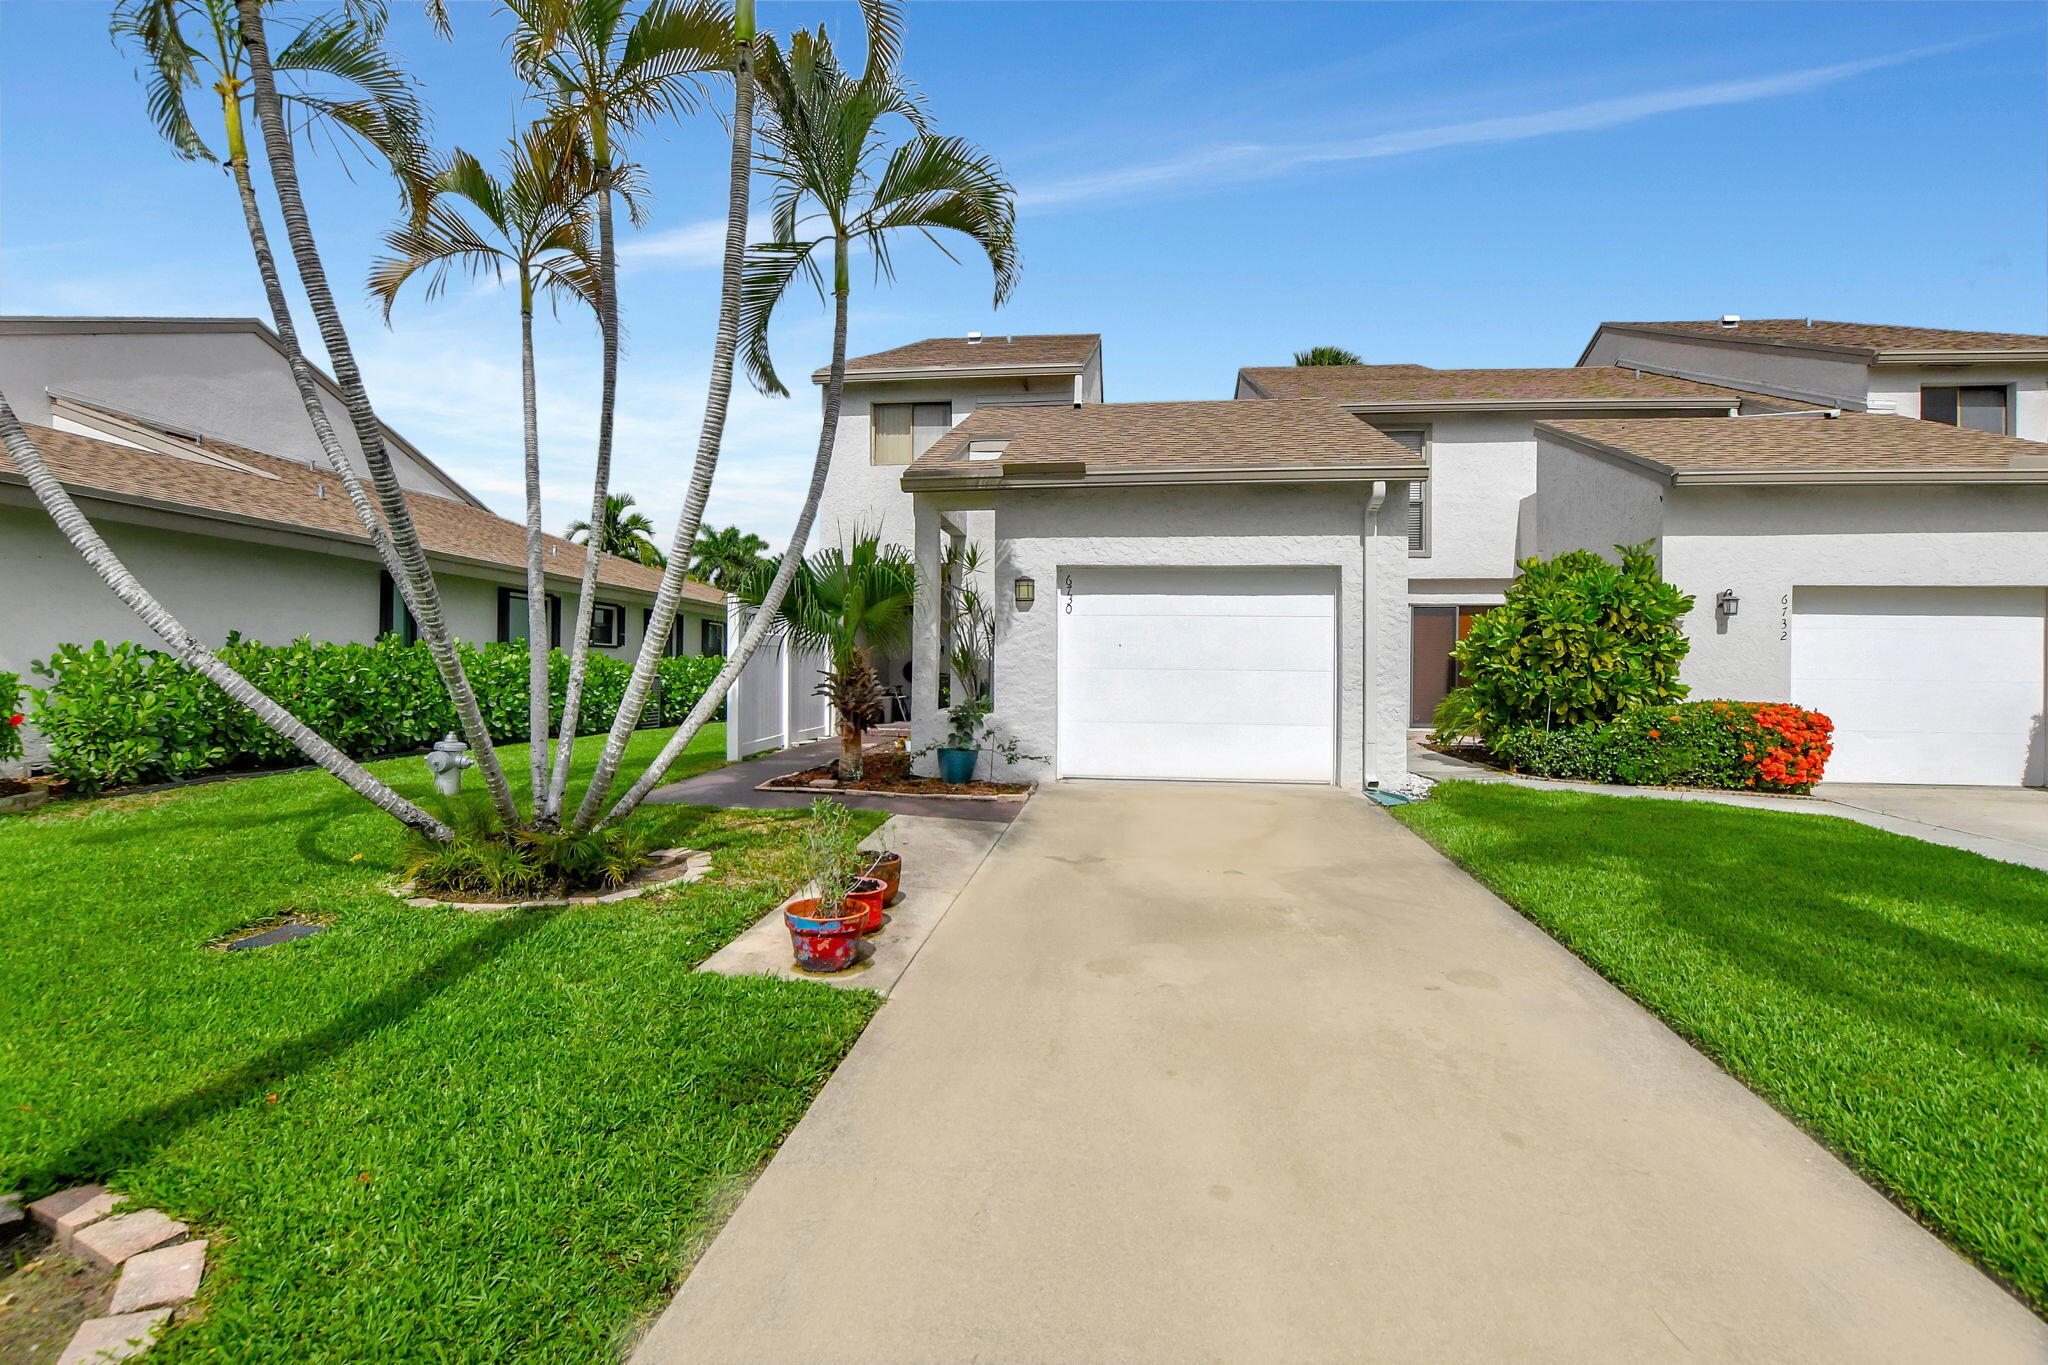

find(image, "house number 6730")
[1063,574,1074,614]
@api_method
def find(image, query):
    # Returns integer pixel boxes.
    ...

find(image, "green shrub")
[1456,544,1693,734]
[399,814,655,899]
[1485,700,1834,793]
[0,671,24,766]
[1429,686,1485,746]
[28,636,725,795]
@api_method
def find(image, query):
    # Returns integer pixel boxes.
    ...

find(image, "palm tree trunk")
[0,396,451,840]
[519,284,550,813]
[838,719,861,782]
[569,4,756,831]
[597,235,851,829]
[221,93,424,632]
[234,0,521,828]
[544,118,621,823]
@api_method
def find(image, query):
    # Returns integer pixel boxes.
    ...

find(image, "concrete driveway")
[633,783,2046,1363]
[1818,782,2048,861]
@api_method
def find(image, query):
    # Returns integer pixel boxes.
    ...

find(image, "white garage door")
[1057,567,1337,782]
[1790,587,2047,786]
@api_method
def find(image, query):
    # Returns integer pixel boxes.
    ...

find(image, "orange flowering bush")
[1486,699,1834,792]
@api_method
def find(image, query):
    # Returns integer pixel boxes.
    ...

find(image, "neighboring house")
[768,320,2048,791]
[1578,318,2048,438]
[0,316,726,738]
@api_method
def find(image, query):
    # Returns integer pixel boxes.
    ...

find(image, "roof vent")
[966,331,983,345]
[1718,314,1741,329]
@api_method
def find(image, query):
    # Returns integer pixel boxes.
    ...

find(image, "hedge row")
[28,636,725,794]
[0,672,22,766]
[1485,701,1835,794]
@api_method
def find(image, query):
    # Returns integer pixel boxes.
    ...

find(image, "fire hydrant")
[425,732,474,797]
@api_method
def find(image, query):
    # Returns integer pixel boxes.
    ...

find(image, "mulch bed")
[764,748,1029,798]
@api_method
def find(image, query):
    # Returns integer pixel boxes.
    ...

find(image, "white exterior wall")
[1522,436,1667,562]
[814,373,1089,549]
[1866,365,2048,439]
[0,493,686,684]
[1661,484,2048,705]
[0,325,473,501]
[908,482,1412,791]
[1582,330,1871,411]
[1390,412,1537,595]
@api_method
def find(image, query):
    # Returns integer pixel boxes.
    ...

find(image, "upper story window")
[872,402,953,465]
[1921,385,2009,435]
[1382,429,1428,554]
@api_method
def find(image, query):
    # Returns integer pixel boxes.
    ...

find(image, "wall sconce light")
[1715,589,1740,618]
[1014,576,1035,608]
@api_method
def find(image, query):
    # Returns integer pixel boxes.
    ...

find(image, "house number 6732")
[1780,594,1790,642]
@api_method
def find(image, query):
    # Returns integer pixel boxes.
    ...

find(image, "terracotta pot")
[867,851,903,906]
[783,897,864,973]
[846,877,888,934]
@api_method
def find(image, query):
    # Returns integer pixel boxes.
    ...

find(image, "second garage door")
[1790,586,2047,786]
[1056,567,1337,782]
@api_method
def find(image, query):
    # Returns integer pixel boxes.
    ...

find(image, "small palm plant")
[370,125,602,812]
[742,535,918,781]
[1293,345,1363,366]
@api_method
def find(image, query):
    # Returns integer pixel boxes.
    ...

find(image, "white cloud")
[1020,45,1951,211]
[617,219,733,270]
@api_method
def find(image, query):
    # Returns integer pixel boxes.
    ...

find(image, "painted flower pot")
[868,851,903,906]
[783,897,864,973]
[846,876,888,934]
[937,746,978,784]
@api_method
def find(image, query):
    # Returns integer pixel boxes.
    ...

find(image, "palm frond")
[738,241,822,397]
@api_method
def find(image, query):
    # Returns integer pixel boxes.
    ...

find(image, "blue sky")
[2,1,2042,546]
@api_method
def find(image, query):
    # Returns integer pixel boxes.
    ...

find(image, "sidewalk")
[646,736,1021,824]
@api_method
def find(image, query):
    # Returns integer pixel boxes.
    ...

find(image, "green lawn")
[1,724,884,1362]
[1394,781,2048,1313]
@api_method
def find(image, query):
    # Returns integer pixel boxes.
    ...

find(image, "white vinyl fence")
[725,597,832,761]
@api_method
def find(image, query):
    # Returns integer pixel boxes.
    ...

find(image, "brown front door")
[1409,605,1489,726]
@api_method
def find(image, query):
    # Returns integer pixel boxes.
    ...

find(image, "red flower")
[1647,729,1660,739]
[6,714,20,727]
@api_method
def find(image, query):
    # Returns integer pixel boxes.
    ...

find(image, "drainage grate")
[225,922,325,952]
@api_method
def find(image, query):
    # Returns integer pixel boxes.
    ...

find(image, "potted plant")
[866,846,903,906]
[783,798,867,973]
[936,695,992,784]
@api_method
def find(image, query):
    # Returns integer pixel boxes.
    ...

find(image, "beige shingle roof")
[835,333,1100,374]
[1237,364,1762,407]
[904,399,1422,481]
[1,422,724,603]
[1538,413,2048,477]
[1603,319,2048,355]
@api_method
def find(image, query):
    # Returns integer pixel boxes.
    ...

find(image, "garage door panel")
[1062,667,1334,728]
[1063,615,1331,672]
[1059,721,1333,783]
[1790,587,2045,787]
[1058,567,1337,783]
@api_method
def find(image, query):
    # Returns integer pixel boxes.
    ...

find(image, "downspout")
[1363,480,1388,791]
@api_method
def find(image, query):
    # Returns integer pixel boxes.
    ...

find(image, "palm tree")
[233,0,521,826]
[591,6,1016,830]
[1294,345,1363,365]
[0,397,451,841]
[369,128,602,812]
[568,493,667,568]
[690,524,769,590]
[509,0,733,823]
[742,535,917,780]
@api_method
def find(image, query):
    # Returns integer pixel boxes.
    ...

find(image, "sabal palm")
[568,493,667,568]
[1293,345,1363,366]
[226,0,522,827]
[745,535,918,780]
[370,127,602,812]
[690,524,768,589]
[509,0,734,821]
[593,6,1016,828]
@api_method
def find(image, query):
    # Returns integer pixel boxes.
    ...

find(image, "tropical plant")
[0,672,26,768]
[1454,543,1694,734]
[1293,345,1363,366]
[1428,686,1485,747]
[509,0,734,822]
[741,534,917,780]
[797,795,863,911]
[591,1,1016,830]
[690,524,770,590]
[568,493,667,568]
[939,541,992,705]
[370,126,603,809]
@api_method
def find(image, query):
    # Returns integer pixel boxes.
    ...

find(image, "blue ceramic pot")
[937,747,978,784]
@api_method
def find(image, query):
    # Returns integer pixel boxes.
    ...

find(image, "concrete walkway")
[1412,741,2048,874]
[633,783,2046,1363]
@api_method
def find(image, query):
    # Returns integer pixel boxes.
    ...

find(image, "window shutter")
[1407,481,1426,552]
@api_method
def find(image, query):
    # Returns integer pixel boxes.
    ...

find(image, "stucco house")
[0,316,727,721]
[792,319,2048,791]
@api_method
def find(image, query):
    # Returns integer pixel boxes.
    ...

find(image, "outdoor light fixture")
[1014,576,1035,608]
[1716,589,1740,618]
